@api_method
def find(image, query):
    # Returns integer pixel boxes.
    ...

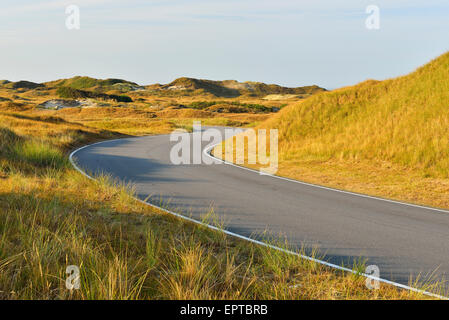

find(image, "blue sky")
[1,0,448,89]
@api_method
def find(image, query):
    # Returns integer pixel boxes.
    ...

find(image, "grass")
[0,106,437,300]
[0,74,286,137]
[13,140,69,169]
[36,106,268,135]
[217,51,449,210]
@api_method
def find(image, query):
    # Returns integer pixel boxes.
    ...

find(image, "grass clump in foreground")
[0,113,438,300]
[13,140,68,169]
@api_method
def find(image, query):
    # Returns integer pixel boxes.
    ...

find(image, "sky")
[1,0,448,89]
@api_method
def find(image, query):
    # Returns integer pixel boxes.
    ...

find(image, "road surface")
[71,128,449,291]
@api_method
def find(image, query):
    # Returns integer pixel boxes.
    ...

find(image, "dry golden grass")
[216,52,449,210]
[2,104,269,136]
[0,105,436,300]
[0,78,278,138]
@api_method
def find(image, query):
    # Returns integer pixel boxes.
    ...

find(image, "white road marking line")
[203,144,449,214]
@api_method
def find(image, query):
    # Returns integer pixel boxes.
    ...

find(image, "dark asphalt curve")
[72,128,449,290]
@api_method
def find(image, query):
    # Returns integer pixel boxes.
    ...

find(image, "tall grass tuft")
[14,140,69,169]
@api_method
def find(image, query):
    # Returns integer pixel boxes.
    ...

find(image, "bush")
[109,94,133,103]
[187,101,274,113]
[56,87,133,103]
[56,87,90,99]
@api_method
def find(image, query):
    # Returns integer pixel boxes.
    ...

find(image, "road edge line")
[202,144,449,215]
[69,138,447,300]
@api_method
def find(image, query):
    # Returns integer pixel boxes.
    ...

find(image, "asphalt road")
[72,128,449,290]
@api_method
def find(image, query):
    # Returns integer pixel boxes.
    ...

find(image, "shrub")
[56,87,132,103]
[187,101,274,113]
[56,87,90,99]
[109,94,133,103]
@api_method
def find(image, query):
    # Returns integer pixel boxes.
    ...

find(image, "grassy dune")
[0,108,432,299]
[253,52,449,209]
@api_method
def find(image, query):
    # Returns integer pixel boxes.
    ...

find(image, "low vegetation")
[46,76,139,90]
[186,101,284,113]
[56,86,133,103]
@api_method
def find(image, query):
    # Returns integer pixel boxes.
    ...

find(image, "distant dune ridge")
[3,80,44,90]
[2,75,323,116]
[0,75,325,98]
[148,77,325,97]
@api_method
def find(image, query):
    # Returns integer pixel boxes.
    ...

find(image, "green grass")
[265,52,449,176]
[13,140,69,169]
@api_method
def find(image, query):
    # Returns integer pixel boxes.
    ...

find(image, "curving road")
[71,128,449,292]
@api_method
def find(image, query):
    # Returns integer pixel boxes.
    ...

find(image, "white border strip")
[69,138,447,300]
[203,145,449,215]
